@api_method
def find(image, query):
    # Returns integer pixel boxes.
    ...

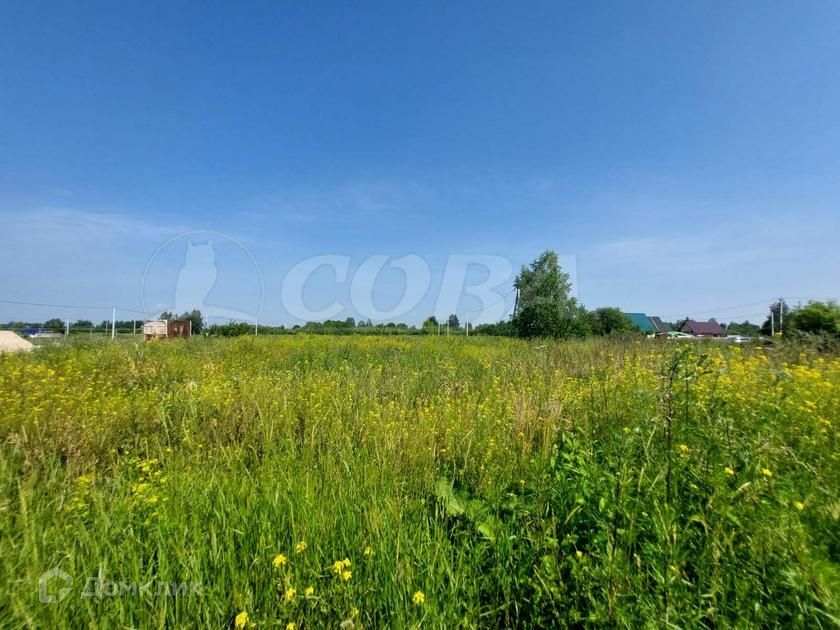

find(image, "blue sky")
[1,2,838,325]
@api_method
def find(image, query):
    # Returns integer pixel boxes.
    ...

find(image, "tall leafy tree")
[789,301,840,336]
[512,250,584,338]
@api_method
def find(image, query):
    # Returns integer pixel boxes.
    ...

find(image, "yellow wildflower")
[295,541,307,554]
[284,586,296,602]
[724,467,735,476]
[576,550,583,559]
[341,570,352,581]
[761,468,773,478]
[234,611,248,629]
[678,444,689,454]
[332,560,345,575]
[304,585,314,597]
[273,554,288,568]
[363,546,373,557]
[794,501,805,511]
[286,623,296,630]
[412,590,425,605]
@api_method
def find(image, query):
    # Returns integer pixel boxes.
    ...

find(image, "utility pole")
[133,320,136,335]
[770,310,775,336]
[465,314,469,337]
[111,307,116,341]
[446,320,449,336]
[65,318,70,337]
[778,297,784,335]
[255,319,258,336]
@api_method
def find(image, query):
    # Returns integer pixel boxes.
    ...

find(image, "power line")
[712,311,771,321]
[0,298,114,310]
[458,287,517,335]
[782,296,839,304]
[656,296,837,321]
[0,298,150,315]
[656,299,777,320]
[460,288,516,318]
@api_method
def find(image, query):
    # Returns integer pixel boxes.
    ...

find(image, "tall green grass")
[0,336,838,627]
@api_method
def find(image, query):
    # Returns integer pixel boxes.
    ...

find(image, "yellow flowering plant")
[0,336,837,627]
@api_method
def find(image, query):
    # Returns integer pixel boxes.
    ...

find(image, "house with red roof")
[679,319,727,337]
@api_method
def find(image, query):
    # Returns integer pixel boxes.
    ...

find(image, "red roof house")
[679,319,727,337]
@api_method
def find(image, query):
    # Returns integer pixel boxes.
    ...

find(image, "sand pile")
[0,331,34,353]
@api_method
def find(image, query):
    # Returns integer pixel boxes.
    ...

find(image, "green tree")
[205,321,252,337]
[447,314,460,330]
[178,309,204,334]
[472,321,513,336]
[43,318,65,331]
[726,320,760,336]
[512,250,583,338]
[789,301,840,336]
[588,307,637,336]
[422,316,439,332]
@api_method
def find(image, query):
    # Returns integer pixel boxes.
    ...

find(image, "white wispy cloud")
[250,179,436,225]
[0,206,188,248]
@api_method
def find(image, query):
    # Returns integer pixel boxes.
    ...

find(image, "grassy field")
[1,336,838,628]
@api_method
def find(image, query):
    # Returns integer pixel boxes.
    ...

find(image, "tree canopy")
[512,250,586,338]
[788,301,840,337]
[587,307,637,336]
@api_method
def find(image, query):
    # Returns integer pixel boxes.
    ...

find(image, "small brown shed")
[143,319,192,341]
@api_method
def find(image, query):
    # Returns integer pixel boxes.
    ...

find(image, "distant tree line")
[204,318,428,337]
[0,318,145,332]
[197,251,640,340]
[5,253,838,343]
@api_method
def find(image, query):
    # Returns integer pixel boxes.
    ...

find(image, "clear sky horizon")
[1,2,838,326]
